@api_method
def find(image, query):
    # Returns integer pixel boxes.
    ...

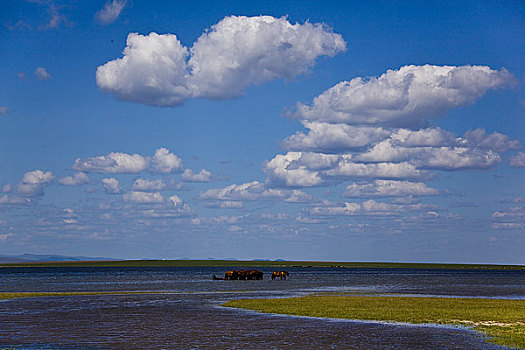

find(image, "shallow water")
[0,266,523,349]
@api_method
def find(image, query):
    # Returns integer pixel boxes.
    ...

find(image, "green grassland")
[224,295,525,349]
[1,259,524,270]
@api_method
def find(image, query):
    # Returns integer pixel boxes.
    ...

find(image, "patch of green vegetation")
[224,295,525,349]
[1,260,523,270]
[0,289,262,302]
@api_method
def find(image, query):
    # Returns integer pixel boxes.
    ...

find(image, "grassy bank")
[224,295,525,349]
[1,259,524,270]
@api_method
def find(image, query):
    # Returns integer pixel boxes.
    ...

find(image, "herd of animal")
[212,270,289,280]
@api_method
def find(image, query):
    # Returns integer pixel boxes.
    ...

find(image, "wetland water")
[0,266,523,349]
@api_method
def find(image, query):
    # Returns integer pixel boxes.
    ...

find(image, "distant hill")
[0,254,116,264]
[0,256,31,264]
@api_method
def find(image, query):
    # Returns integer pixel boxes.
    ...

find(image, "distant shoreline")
[1,260,524,270]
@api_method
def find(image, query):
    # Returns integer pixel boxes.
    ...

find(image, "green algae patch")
[224,295,525,349]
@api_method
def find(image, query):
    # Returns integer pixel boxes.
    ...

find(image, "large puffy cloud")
[187,16,346,99]
[294,65,515,127]
[96,15,346,106]
[59,172,90,186]
[344,180,439,197]
[96,32,190,106]
[17,170,55,197]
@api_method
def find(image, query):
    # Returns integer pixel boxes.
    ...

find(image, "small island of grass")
[224,295,525,349]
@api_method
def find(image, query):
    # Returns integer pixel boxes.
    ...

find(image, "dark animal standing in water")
[271,271,290,280]
[246,270,263,280]
[222,270,263,280]
[224,270,236,280]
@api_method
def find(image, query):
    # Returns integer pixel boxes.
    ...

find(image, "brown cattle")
[223,269,263,280]
[271,271,289,280]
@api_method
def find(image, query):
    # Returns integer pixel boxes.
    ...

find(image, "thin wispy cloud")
[95,0,128,25]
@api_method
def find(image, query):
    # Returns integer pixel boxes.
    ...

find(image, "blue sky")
[1,0,524,263]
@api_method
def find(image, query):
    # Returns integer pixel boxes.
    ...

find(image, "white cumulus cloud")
[17,170,55,197]
[131,178,167,191]
[96,15,346,106]
[200,181,314,204]
[73,151,148,173]
[264,152,337,187]
[101,178,122,194]
[510,152,525,167]
[150,147,184,173]
[461,128,521,152]
[310,199,431,217]
[357,141,502,170]
[124,191,165,204]
[181,169,213,182]
[59,172,90,186]
[72,148,183,174]
[187,16,346,99]
[282,121,390,153]
[345,180,439,197]
[294,65,515,127]
[327,159,425,179]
